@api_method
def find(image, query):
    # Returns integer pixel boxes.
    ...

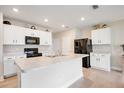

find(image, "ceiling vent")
[92,5,99,10]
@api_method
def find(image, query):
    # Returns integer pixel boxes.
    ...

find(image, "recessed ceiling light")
[13,8,19,12]
[61,25,65,28]
[81,17,85,21]
[44,18,48,22]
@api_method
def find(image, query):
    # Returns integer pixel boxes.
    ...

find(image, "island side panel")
[16,66,22,88]
[20,58,83,88]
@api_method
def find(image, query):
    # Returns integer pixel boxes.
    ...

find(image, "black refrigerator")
[74,38,92,68]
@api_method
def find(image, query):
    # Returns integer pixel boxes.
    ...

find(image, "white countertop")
[90,52,111,54]
[15,54,89,73]
[4,52,26,57]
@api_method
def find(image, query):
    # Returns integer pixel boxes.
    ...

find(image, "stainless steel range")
[24,48,42,58]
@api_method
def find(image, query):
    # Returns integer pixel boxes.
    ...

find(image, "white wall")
[0,12,4,81]
[53,29,77,55]
[109,20,124,70]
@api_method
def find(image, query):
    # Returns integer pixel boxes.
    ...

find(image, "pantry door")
[62,37,71,55]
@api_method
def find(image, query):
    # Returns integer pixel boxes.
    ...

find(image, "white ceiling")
[0,5,124,32]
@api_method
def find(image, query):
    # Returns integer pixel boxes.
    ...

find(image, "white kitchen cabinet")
[4,55,26,77]
[92,30,100,44]
[91,28,111,45]
[45,32,52,45]
[39,31,52,45]
[4,24,25,45]
[24,28,39,37]
[99,54,111,71]
[3,24,52,45]
[25,29,52,45]
[90,53,98,67]
[90,53,111,71]
[4,56,16,77]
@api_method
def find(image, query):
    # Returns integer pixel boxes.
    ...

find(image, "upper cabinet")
[44,32,52,45]
[39,31,52,45]
[91,28,111,45]
[24,28,39,37]
[3,24,52,45]
[4,25,25,45]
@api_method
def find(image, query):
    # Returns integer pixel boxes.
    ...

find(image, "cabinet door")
[91,28,111,45]
[100,28,111,44]
[39,31,52,45]
[99,54,110,71]
[13,26,25,45]
[4,25,25,45]
[45,32,52,45]
[90,53,101,68]
[39,31,45,45]
[91,30,100,44]
[4,25,15,45]
[24,28,39,37]
[24,28,34,36]
[90,53,97,67]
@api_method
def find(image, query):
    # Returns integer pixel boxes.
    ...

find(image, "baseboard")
[111,66,122,72]
[0,76,4,81]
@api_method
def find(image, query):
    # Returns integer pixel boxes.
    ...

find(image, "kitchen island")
[15,54,89,88]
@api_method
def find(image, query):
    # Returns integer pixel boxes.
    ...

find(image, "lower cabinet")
[4,56,16,77]
[90,53,111,71]
[4,55,26,77]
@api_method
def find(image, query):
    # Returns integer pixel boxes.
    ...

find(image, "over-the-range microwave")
[25,36,40,45]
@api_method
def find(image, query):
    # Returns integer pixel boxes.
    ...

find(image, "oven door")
[25,36,40,45]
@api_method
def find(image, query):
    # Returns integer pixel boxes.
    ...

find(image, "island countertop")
[15,54,89,73]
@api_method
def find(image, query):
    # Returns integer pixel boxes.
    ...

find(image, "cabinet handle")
[16,40,17,43]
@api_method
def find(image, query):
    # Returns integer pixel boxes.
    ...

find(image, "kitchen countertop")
[4,52,26,57]
[15,54,89,73]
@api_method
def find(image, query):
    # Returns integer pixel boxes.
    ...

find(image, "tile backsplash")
[93,45,112,53]
[3,45,53,55]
